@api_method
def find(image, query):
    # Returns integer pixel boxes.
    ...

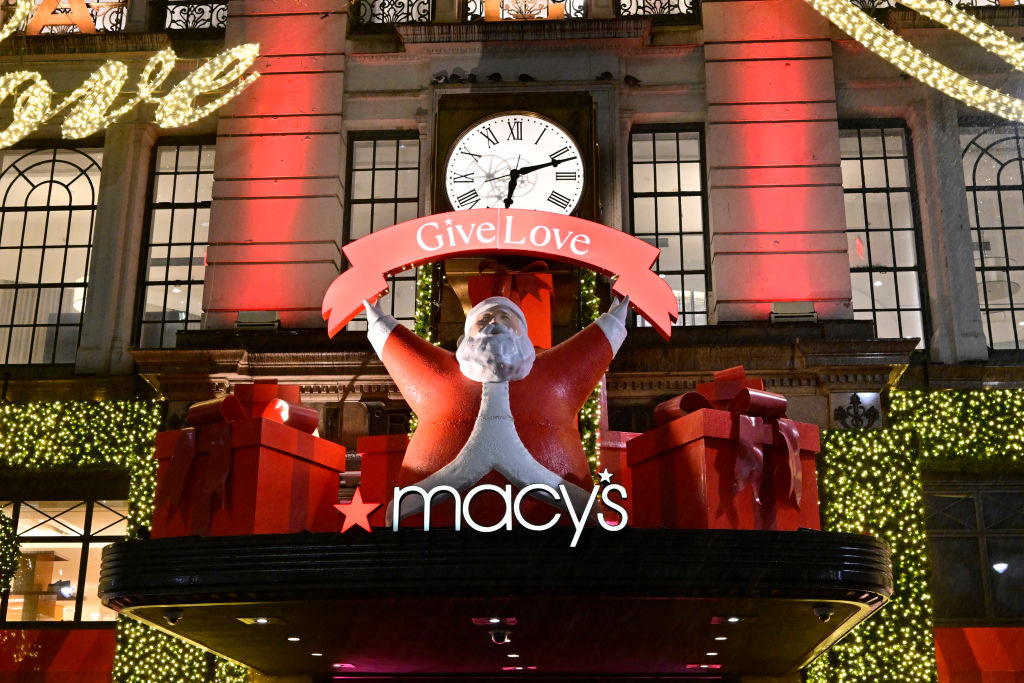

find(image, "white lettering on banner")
[391,481,629,547]
[412,214,593,258]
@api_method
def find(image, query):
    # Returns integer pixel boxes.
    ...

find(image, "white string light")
[0,0,260,148]
[802,0,1024,122]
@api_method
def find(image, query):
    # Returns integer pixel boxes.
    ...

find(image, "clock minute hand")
[515,155,578,176]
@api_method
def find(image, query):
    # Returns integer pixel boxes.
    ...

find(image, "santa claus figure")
[363,294,628,525]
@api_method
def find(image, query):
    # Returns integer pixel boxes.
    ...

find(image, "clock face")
[444,112,585,214]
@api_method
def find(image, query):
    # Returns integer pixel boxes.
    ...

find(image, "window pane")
[346,135,420,329]
[8,543,83,622]
[630,127,707,328]
[927,536,986,620]
[843,125,923,348]
[963,122,1024,349]
[0,148,99,364]
[136,143,213,349]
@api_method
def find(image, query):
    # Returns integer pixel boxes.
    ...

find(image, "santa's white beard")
[456,324,536,382]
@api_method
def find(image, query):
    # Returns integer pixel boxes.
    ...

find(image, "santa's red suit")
[379,322,614,502]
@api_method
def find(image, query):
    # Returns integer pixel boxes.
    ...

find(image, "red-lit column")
[203,0,347,329]
[703,0,851,321]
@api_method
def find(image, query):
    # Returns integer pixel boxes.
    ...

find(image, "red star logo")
[334,488,380,533]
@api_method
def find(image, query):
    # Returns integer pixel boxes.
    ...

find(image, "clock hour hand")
[503,169,520,208]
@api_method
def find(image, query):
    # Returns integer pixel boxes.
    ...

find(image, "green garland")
[0,510,19,594]
[0,399,247,683]
[413,264,437,343]
[806,429,936,683]
[578,268,601,477]
[114,618,247,683]
[808,388,1024,682]
[0,400,162,537]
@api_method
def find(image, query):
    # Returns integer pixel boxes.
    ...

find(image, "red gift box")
[626,371,820,532]
[357,433,409,527]
[151,385,345,538]
[467,259,553,349]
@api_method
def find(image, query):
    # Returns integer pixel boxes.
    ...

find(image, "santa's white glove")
[364,299,398,358]
[596,295,629,356]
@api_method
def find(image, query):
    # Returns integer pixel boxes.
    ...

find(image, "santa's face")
[456,304,536,382]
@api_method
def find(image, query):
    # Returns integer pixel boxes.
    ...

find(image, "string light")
[0,511,19,594]
[802,0,1024,122]
[808,389,1024,681]
[0,399,247,681]
[579,268,601,479]
[0,0,260,148]
[806,429,936,682]
[114,618,248,683]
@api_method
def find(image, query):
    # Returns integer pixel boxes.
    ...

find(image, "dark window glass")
[923,479,1024,625]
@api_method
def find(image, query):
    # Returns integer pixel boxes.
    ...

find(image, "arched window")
[0,148,102,365]
[961,123,1024,350]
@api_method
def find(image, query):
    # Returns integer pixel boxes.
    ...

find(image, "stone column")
[908,91,988,363]
[75,119,157,375]
[703,0,851,321]
[203,0,347,329]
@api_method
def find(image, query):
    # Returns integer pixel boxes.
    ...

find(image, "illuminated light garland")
[0,0,260,148]
[579,268,601,478]
[802,0,1024,122]
[0,511,19,594]
[808,389,1024,681]
[412,264,437,344]
[0,400,247,682]
[114,618,248,683]
[0,400,163,535]
[806,429,936,682]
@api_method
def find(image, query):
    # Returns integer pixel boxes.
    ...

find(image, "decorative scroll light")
[802,0,1024,122]
[0,0,259,149]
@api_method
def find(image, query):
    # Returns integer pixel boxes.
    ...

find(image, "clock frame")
[432,92,598,221]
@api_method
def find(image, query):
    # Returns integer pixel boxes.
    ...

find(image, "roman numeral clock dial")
[444,113,585,215]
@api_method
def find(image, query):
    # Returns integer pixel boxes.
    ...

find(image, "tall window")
[0,147,102,365]
[924,478,1024,624]
[137,143,213,349]
[1,500,127,623]
[840,124,926,348]
[345,133,420,330]
[628,125,708,326]
[961,122,1024,349]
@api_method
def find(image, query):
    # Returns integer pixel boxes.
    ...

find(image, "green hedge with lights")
[0,400,248,683]
[807,389,1024,683]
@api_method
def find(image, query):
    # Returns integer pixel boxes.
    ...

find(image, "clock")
[444,112,585,214]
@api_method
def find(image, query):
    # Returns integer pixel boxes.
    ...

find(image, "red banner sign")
[322,209,679,339]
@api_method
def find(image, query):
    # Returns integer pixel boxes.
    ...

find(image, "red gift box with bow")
[151,381,346,538]
[625,367,820,531]
[467,259,554,349]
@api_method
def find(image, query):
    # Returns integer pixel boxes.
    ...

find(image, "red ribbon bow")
[664,387,803,509]
[155,394,319,535]
[476,259,553,305]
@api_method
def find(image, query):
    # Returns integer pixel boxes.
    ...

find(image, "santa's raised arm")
[362,294,628,524]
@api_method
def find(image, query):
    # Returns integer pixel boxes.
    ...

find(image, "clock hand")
[514,155,578,176]
[503,168,520,208]
[490,155,579,182]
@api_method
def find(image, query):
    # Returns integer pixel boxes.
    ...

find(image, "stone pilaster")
[75,119,157,375]
[204,0,347,329]
[703,0,851,321]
